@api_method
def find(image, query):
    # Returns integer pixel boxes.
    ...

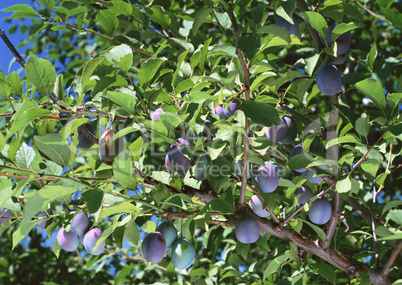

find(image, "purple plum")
[151,108,164,120]
[71,212,90,237]
[141,232,167,263]
[249,195,270,218]
[0,207,11,225]
[275,16,299,36]
[57,227,79,252]
[83,228,105,255]
[235,214,260,244]
[253,161,279,193]
[156,222,177,248]
[167,138,191,171]
[308,198,332,225]
[296,185,314,206]
[99,129,125,165]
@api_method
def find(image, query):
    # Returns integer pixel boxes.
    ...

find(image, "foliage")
[0,0,401,284]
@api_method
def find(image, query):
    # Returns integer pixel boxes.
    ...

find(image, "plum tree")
[57,228,79,252]
[156,222,177,248]
[275,16,299,36]
[171,237,195,270]
[266,116,297,144]
[249,195,270,218]
[253,161,279,193]
[77,123,95,149]
[308,198,332,225]
[140,232,167,263]
[316,64,342,96]
[167,138,191,171]
[83,228,105,255]
[0,0,400,284]
[235,214,260,244]
[151,108,164,120]
[296,185,314,206]
[71,212,90,238]
[0,207,11,225]
[98,129,124,165]
[325,26,351,55]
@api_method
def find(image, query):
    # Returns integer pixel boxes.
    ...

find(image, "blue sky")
[0,0,31,76]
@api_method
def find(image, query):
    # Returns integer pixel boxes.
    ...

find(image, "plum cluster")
[57,212,105,255]
[212,102,239,119]
[141,222,195,270]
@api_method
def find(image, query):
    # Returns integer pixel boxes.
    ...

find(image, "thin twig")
[0,29,25,67]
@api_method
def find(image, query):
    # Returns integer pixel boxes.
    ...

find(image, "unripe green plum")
[156,222,177,248]
[254,161,279,193]
[308,198,332,225]
[171,237,195,269]
[0,207,11,225]
[296,185,314,206]
[71,212,90,238]
[99,129,124,165]
[249,195,270,218]
[141,232,167,263]
[57,227,79,252]
[235,214,260,244]
[191,154,211,180]
[151,108,164,120]
[77,123,95,149]
[275,16,299,36]
[83,228,105,255]
[167,138,191,171]
[316,65,342,96]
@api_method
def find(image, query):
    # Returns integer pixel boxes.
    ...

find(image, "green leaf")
[361,159,380,177]
[300,11,328,40]
[113,150,136,190]
[355,113,370,140]
[191,7,213,36]
[107,91,136,114]
[138,58,165,87]
[382,200,402,216]
[263,255,288,280]
[299,219,326,242]
[34,134,72,166]
[238,33,260,59]
[288,154,311,170]
[13,220,41,249]
[25,53,56,95]
[355,78,386,111]
[98,201,140,221]
[275,0,295,24]
[21,186,78,225]
[16,142,36,170]
[336,175,351,193]
[105,44,133,72]
[331,23,363,42]
[2,4,38,18]
[5,107,52,140]
[38,0,55,11]
[0,133,5,153]
[81,190,104,214]
[311,263,336,284]
[258,25,291,43]
[377,232,402,241]
[242,101,281,127]
[96,10,119,35]
[386,209,402,225]
[326,135,361,148]
[367,44,377,70]
[80,57,105,96]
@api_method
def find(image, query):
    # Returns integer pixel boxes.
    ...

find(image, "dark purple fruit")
[316,65,342,96]
[57,228,79,252]
[83,228,105,255]
[141,232,167,263]
[99,129,124,165]
[235,214,260,244]
[308,198,332,225]
[253,161,279,193]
